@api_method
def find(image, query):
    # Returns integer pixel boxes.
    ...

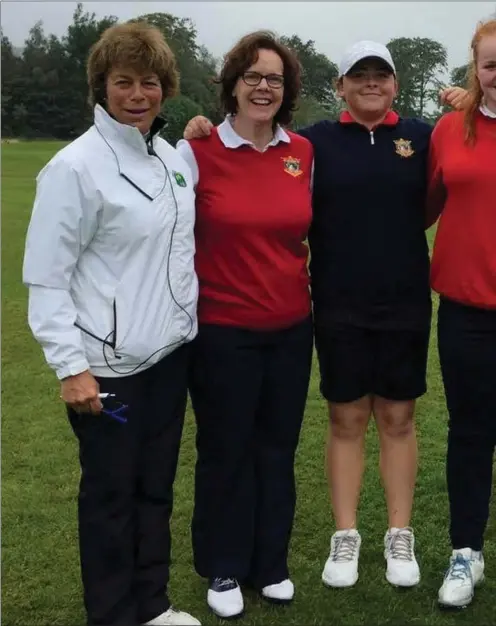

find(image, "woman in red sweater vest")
[176,32,313,619]
[427,18,496,610]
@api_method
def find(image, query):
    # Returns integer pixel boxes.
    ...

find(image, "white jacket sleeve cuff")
[57,359,91,381]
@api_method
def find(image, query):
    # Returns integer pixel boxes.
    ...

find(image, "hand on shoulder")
[183,116,214,140]
[439,86,469,111]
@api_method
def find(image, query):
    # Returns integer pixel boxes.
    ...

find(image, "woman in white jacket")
[22,22,199,626]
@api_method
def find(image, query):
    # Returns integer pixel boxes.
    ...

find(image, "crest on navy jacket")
[393,138,414,158]
[282,156,303,177]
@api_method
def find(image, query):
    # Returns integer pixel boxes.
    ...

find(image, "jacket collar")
[339,109,400,128]
[94,104,166,154]
[93,104,168,201]
[217,115,290,151]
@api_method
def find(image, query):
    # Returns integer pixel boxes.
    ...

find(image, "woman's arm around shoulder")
[425,113,462,229]
[295,119,336,146]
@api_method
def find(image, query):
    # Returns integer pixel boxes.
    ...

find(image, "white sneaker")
[384,527,420,587]
[322,529,361,587]
[207,577,243,618]
[438,548,485,608]
[143,607,201,625]
[261,578,294,603]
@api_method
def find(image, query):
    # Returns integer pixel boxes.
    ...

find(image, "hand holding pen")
[59,371,128,423]
[60,370,102,414]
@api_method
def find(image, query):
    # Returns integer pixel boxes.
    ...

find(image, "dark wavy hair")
[216,30,301,126]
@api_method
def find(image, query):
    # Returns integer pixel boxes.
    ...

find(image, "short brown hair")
[217,30,301,126]
[463,18,496,144]
[86,21,179,107]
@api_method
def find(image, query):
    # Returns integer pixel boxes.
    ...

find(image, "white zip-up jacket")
[23,105,198,380]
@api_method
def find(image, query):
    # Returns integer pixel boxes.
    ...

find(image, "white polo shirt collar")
[479,102,496,119]
[217,115,290,151]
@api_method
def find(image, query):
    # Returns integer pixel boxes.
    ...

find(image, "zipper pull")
[370,131,375,145]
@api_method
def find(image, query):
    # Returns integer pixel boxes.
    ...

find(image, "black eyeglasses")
[242,71,284,89]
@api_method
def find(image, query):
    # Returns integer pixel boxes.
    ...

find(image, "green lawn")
[2,141,495,626]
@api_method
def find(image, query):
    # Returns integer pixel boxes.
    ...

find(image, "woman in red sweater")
[427,18,496,610]
[176,32,313,619]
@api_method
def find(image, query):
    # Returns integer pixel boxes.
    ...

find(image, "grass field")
[2,141,495,626]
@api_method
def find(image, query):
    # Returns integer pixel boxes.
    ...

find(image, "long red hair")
[464,18,496,144]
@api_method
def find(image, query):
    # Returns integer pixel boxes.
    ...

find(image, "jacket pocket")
[73,283,118,366]
[112,274,175,361]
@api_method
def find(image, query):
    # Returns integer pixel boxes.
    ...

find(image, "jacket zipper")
[370,130,375,145]
[112,300,117,350]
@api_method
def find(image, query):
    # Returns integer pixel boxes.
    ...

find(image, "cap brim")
[345,56,395,75]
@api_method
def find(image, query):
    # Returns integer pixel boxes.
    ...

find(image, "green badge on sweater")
[172,171,187,187]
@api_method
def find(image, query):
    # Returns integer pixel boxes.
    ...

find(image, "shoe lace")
[213,577,237,589]
[387,528,414,561]
[445,554,473,582]
[331,533,359,562]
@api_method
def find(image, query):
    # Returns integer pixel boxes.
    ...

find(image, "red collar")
[339,110,399,128]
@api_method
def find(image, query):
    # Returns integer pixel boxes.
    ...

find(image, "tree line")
[0,3,479,145]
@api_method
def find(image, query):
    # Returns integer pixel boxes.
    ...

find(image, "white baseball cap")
[338,40,396,77]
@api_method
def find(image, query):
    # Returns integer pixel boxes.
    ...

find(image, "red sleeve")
[425,117,447,229]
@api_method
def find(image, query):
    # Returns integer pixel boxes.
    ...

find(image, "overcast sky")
[2,1,495,76]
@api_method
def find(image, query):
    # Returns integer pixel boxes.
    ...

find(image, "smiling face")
[232,48,284,124]
[105,67,163,134]
[476,33,496,112]
[338,57,398,121]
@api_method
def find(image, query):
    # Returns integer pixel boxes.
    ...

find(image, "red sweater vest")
[189,128,313,329]
[429,111,496,309]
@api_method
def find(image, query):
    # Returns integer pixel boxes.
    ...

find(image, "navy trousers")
[68,345,190,626]
[189,317,313,589]
[438,298,496,552]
